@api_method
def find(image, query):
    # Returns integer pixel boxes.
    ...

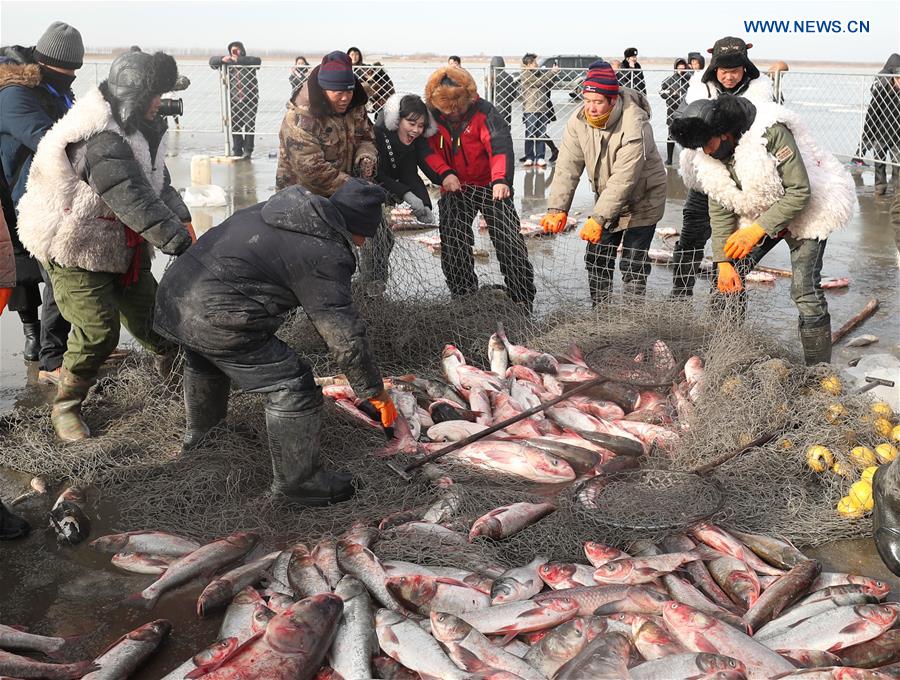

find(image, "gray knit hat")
[35,21,84,70]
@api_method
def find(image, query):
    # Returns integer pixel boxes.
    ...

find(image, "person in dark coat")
[0,22,82,380]
[488,56,517,126]
[209,41,261,159]
[363,93,441,290]
[659,58,691,164]
[289,56,309,96]
[154,180,398,507]
[618,47,646,94]
[346,47,395,117]
[862,53,900,195]
[687,51,705,72]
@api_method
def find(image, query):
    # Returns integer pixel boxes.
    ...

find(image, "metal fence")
[71,61,899,172]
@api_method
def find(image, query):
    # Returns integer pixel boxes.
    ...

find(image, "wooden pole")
[832,298,880,344]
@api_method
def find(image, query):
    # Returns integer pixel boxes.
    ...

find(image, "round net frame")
[575,468,725,532]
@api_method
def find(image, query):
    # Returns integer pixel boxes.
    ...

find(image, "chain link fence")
[69,60,899,170]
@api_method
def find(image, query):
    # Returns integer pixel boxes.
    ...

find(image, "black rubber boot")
[799,314,832,366]
[0,499,30,540]
[22,322,40,361]
[266,391,356,507]
[873,457,900,576]
[182,366,232,452]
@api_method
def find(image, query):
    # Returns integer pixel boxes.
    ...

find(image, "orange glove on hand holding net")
[717,262,744,294]
[540,211,568,234]
[368,390,398,428]
[724,223,766,260]
[578,217,604,244]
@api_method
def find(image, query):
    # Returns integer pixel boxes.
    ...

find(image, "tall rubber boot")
[265,395,355,507]
[22,322,40,361]
[51,369,94,442]
[873,456,900,576]
[798,314,832,366]
[182,366,231,452]
[0,498,30,539]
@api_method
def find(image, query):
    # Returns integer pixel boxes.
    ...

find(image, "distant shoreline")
[83,52,884,70]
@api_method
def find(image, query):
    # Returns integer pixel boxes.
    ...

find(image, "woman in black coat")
[659,58,691,164]
[619,47,646,94]
[363,94,441,290]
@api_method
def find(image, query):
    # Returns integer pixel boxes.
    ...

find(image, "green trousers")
[45,250,173,380]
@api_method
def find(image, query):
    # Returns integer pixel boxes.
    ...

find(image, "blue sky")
[2,0,897,63]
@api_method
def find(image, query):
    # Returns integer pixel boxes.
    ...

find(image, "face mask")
[711,137,735,160]
[40,65,76,92]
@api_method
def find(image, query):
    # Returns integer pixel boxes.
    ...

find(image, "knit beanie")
[317,51,356,91]
[329,178,386,238]
[583,60,619,97]
[34,21,84,70]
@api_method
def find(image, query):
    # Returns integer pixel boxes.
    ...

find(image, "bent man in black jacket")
[154,179,398,507]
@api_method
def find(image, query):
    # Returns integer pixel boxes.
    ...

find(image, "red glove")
[578,217,604,244]
[368,390,398,428]
[540,211,568,234]
[717,262,744,294]
[0,287,11,316]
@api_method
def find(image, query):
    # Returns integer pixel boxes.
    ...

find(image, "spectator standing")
[618,47,646,94]
[209,41,261,159]
[659,58,691,165]
[488,56,517,126]
[861,53,900,196]
[289,56,309,96]
[520,53,559,167]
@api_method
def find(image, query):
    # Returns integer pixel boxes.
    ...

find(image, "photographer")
[16,50,193,442]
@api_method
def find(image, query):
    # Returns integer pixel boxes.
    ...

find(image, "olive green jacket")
[708,124,811,261]
[547,89,667,231]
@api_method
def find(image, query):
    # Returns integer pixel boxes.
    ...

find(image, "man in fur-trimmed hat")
[422,66,536,311]
[16,50,193,441]
[670,94,856,365]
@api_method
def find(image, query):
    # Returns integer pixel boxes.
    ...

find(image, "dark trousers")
[711,234,829,324]
[523,112,547,160]
[231,102,258,156]
[584,223,656,305]
[8,263,70,371]
[437,187,536,309]
[671,189,712,296]
[872,143,899,189]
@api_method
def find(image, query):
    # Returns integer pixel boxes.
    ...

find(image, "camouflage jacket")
[275,74,377,196]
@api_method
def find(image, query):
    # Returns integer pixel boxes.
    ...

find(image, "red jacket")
[424,97,514,190]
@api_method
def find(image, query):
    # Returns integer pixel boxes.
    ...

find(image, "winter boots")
[22,322,40,361]
[799,315,832,366]
[0,499,30,540]
[51,369,94,442]
[265,390,355,507]
[873,456,900,576]
[182,366,231,452]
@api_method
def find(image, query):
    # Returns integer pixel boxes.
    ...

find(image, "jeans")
[584,223,657,305]
[437,187,536,309]
[671,189,712,296]
[711,234,829,324]
[523,112,547,161]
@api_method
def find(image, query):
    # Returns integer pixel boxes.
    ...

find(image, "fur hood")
[380,93,437,137]
[681,101,856,242]
[0,61,41,90]
[425,66,478,115]
[292,64,369,118]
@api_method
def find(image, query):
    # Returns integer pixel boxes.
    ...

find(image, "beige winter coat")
[547,88,666,230]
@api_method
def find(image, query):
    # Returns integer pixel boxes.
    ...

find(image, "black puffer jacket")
[619,61,646,94]
[660,59,691,126]
[154,187,384,399]
[374,95,441,206]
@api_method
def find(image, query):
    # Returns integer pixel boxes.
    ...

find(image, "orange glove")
[0,287,11,316]
[724,223,766,260]
[578,217,604,244]
[368,390,398,428]
[717,262,744,294]
[540,211,568,234]
[184,222,197,244]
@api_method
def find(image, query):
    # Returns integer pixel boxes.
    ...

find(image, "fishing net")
[0,186,886,573]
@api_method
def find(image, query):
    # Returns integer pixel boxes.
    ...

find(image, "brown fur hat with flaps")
[425,66,478,116]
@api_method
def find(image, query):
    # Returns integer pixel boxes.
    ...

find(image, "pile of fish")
[325,326,698,489]
[9,522,894,679]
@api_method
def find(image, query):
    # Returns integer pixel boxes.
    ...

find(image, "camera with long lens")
[158,98,183,117]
